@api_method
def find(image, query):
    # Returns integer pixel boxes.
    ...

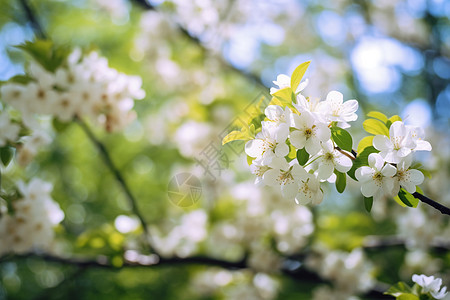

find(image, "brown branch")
[17,0,46,39]
[413,192,450,216]
[0,252,392,298]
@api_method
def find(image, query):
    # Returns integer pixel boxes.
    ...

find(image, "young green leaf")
[0,147,14,167]
[16,39,70,72]
[384,282,413,297]
[356,136,374,156]
[396,188,419,208]
[331,126,353,152]
[366,111,388,123]
[270,87,294,107]
[335,171,346,193]
[296,148,309,166]
[290,61,310,93]
[364,196,373,212]
[363,119,389,136]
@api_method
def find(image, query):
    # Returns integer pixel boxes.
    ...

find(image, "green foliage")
[0,146,14,167]
[290,61,310,92]
[385,282,414,297]
[357,135,374,155]
[270,87,295,107]
[363,118,389,136]
[366,111,388,123]
[347,146,378,180]
[394,188,419,208]
[16,39,70,72]
[222,123,255,145]
[296,148,309,166]
[364,196,373,212]
[335,170,346,193]
[331,126,353,152]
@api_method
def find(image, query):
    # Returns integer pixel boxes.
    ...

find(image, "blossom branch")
[76,118,154,251]
[412,192,450,216]
[17,0,46,39]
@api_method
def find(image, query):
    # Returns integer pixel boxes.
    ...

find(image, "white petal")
[314,124,331,142]
[263,169,279,186]
[368,153,384,171]
[414,140,432,151]
[305,137,321,156]
[289,131,307,149]
[408,169,424,186]
[397,147,411,158]
[291,164,307,180]
[373,135,392,152]
[245,139,264,158]
[275,143,289,157]
[295,78,309,93]
[281,181,299,199]
[389,121,406,138]
[381,164,396,177]
[400,180,416,194]
[355,167,373,182]
[265,105,283,121]
[326,90,343,104]
[317,162,334,180]
[361,181,378,197]
[334,154,352,173]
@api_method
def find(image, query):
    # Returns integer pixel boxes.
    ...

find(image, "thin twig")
[76,118,154,251]
[131,0,267,89]
[18,0,46,39]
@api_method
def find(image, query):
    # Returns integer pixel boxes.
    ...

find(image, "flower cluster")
[412,274,448,299]
[244,63,358,205]
[0,178,64,255]
[1,47,145,132]
[355,121,431,203]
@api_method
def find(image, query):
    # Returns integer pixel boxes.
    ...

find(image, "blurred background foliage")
[0,0,449,299]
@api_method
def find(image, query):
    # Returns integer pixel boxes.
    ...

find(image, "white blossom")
[393,155,424,194]
[355,153,397,202]
[373,121,418,164]
[245,122,289,165]
[0,111,20,146]
[316,140,352,180]
[412,274,448,299]
[290,111,331,156]
[295,173,323,205]
[407,125,432,152]
[262,157,307,198]
[270,74,308,95]
[316,91,358,128]
[264,105,291,138]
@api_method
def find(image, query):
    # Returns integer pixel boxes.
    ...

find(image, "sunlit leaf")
[290,61,310,92]
[16,39,70,72]
[363,119,389,136]
[385,282,413,297]
[395,188,419,208]
[366,111,388,123]
[0,147,14,167]
[357,136,374,156]
[270,87,294,107]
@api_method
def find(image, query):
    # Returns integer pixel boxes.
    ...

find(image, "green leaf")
[270,88,294,107]
[247,155,254,166]
[9,74,34,85]
[331,126,353,152]
[335,171,346,193]
[52,118,71,133]
[16,39,70,72]
[357,136,374,156]
[363,119,389,136]
[0,147,14,167]
[347,146,378,180]
[290,61,310,93]
[389,115,402,123]
[364,197,373,212]
[366,111,388,123]
[385,282,413,297]
[296,148,309,166]
[396,188,419,208]
[222,123,255,145]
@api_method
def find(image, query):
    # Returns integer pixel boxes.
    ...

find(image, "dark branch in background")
[0,252,392,299]
[18,0,46,39]
[76,118,154,251]
[131,0,267,89]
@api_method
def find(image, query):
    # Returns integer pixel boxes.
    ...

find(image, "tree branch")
[0,252,392,298]
[412,192,450,216]
[130,0,267,89]
[17,0,46,39]
[76,118,154,251]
